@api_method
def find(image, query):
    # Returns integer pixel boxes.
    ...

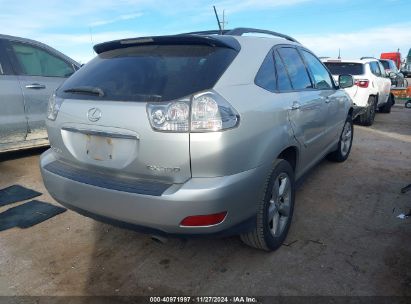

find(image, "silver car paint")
[19,75,71,141]
[41,149,270,234]
[40,36,352,234]
[0,34,79,152]
[0,74,27,144]
[47,99,191,184]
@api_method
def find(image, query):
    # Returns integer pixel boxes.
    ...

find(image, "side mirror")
[389,72,396,78]
[339,75,354,89]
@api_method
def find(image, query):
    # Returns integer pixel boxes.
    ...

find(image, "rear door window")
[301,50,333,90]
[277,47,312,90]
[369,61,381,76]
[378,62,387,77]
[10,42,75,77]
[58,45,238,101]
[324,62,364,75]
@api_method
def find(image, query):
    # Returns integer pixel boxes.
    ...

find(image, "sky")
[1,0,410,63]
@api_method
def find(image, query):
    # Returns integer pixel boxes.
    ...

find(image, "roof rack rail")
[181,30,230,36]
[180,27,299,43]
[227,28,299,43]
[360,56,378,60]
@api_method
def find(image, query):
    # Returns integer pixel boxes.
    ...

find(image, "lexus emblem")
[87,108,102,122]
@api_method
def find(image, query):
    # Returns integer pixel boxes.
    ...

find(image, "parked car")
[379,58,405,87]
[322,58,394,126]
[401,63,411,78]
[0,34,80,153]
[40,28,355,251]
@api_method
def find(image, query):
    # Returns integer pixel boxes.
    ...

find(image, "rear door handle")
[291,102,301,110]
[25,83,46,89]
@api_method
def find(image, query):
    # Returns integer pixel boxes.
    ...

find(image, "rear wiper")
[63,86,105,97]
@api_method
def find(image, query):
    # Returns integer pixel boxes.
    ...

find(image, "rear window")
[324,62,364,75]
[58,45,238,101]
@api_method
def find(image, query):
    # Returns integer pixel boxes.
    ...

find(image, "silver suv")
[40,28,354,251]
[0,34,80,152]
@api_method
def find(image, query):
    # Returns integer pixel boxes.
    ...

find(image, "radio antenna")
[213,6,222,34]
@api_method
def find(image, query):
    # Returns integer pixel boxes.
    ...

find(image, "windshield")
[324,62,364,75]
[58,45,238,101]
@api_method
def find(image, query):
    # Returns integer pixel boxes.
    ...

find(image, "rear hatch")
[50,36,239,184]
[324,61,365,99]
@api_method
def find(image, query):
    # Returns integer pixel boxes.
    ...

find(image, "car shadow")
[82,221,266,296]
[0,146,48,162]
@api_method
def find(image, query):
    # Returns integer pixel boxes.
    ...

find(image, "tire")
[240,159,295,251]
[379,94,393,113]
[327,115,354,163]
[357,96,376,126]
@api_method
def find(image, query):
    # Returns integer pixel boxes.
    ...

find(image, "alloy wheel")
[340,121,352,157]
[268,173,292,237]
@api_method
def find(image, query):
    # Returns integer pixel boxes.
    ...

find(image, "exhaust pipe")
[151,235,168,244]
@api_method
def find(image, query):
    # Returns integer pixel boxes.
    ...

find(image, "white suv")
[322,58,394,126]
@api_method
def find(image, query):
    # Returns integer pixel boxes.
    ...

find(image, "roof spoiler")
[93,35,241,54]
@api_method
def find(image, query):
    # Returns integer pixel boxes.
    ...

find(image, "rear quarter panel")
[190,84,297,177]
[190,38,300,178]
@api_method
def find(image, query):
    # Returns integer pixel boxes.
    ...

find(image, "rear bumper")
[352,105,366,118]
[352,94,375,118]
[40,149,268,235]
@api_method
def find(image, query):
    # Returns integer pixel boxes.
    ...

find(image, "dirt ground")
[0,101,410,297]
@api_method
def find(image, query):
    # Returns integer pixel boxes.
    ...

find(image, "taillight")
[180,212,227,227]
[147,100,190,132]
[147,90,239,132]
[355,80,369,88]
[47,93,64,121]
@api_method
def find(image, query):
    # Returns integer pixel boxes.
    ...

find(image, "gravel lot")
[0,101,410,297]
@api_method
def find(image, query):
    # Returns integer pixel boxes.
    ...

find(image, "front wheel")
[240,159,295,251]
[327,115,354,162]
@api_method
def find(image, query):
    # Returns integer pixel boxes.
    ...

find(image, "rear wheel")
[240,159,295,251]
[357,96,376,126]
[379,94,393,113]
[327,115,353,162]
